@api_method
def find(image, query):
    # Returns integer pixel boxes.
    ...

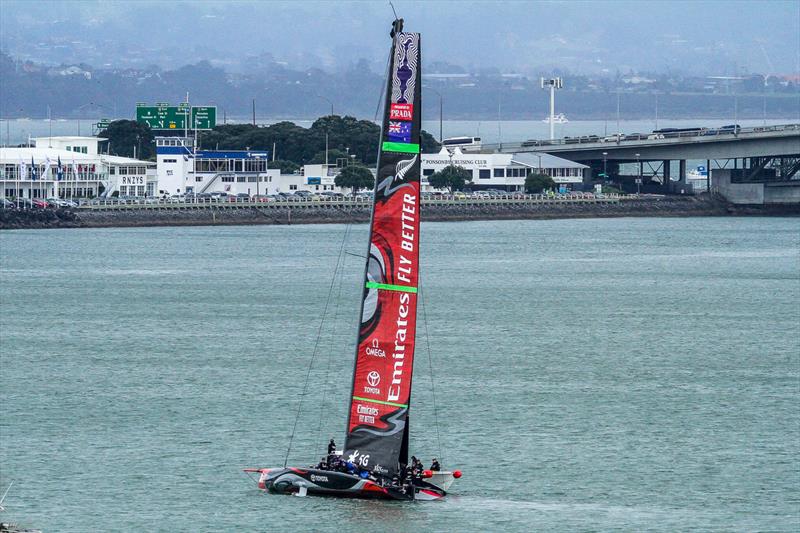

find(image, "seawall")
[1,196,798,230]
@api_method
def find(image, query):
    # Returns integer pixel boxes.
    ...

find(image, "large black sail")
[343,27,422,478]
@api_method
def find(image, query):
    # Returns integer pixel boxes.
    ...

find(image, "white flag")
[18,157,27,180]
[71,159,79,180]
[43,156,52,180]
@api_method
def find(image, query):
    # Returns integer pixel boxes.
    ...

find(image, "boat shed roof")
[0,147,153,165]
[510,152,589,169]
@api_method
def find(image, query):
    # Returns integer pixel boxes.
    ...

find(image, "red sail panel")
[343,31,421,478]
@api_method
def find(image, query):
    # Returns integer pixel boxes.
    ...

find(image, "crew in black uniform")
[430,458,441,471]
[326,438,336,467]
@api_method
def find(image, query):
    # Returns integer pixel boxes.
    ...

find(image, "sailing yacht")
[245,19,460,501]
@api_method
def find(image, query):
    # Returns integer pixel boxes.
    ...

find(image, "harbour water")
[1,217,798,531]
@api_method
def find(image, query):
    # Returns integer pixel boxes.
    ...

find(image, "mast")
[343,20,422,478]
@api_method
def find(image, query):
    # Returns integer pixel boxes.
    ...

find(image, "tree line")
[99,116,440,171]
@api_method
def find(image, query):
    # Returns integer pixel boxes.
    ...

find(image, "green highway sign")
[96,119,111,129]
[135,105,217,130]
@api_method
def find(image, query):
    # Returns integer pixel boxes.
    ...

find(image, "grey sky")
[1,0,798,75]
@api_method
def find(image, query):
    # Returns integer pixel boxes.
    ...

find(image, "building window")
[195,176,203,182]
[110,167,116,175]
[245,160,266,172]
[163,158,177,163]
[479,169,490,179]
[423,169,434,176]
[221,176,234,183]
[493,168,505,177]
[247,176,257,182]
[237,177,246,183]
[289,184,297,190]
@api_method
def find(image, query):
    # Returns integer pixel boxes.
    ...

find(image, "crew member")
[326,438,336,467]
[430,458,441,471]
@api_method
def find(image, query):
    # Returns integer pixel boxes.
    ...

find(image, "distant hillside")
[2,53,798,121]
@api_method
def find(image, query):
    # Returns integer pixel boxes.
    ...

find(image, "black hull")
[261,468,445,501]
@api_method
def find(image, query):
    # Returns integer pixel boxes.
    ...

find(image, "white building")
[420,148,588,191]
[156,136,352,196]
[155,136,280,196]
[0,136,156,199]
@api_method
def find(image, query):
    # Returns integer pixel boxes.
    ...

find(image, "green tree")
[100,120,154,160]
[310,148,349,165]
[428,165,472,192]
[420,130,441,153]
[524,173,557,193]
[334,165,374,195]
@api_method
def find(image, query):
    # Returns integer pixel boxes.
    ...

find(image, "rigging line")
[284,222,353,468]
[315,222,352,456]
[419,283,444,464]
[374,44,392,123]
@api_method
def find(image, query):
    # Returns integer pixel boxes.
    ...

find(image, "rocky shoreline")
[1,197,798,230]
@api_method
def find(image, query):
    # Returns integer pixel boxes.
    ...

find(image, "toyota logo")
[367,371,381,387]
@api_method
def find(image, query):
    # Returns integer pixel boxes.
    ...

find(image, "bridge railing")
[478,122,800,152]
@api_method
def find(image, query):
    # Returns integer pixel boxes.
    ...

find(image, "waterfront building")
[0,136,155,199]
[155,136,280,196]
[156,136,352,196]
[420,147,588,191]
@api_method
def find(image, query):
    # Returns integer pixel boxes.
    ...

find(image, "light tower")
[541,77,563,140]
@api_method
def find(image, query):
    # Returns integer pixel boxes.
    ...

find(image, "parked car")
[235,193,252,202]
[31,198,48,208]
[13,198,34,208]
[1,198,14,209]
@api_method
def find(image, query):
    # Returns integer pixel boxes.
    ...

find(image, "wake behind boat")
[246,18,460,501]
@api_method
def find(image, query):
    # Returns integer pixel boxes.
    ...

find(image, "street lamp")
[540,77,563,140]
[635,153,641,195]
[423,85,443,143]
[602,151,608,182]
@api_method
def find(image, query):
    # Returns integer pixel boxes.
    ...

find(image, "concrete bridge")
[475,123,800,200]
[480,123,800,162]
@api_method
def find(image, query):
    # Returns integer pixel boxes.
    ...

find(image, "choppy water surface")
[1,218,798,532]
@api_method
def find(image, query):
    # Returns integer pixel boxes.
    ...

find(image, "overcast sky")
[2,0,798,75]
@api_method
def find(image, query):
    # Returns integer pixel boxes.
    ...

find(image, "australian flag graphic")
[387,121,412,143]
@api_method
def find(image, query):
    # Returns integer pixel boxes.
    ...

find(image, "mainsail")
[343,28,422,478]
